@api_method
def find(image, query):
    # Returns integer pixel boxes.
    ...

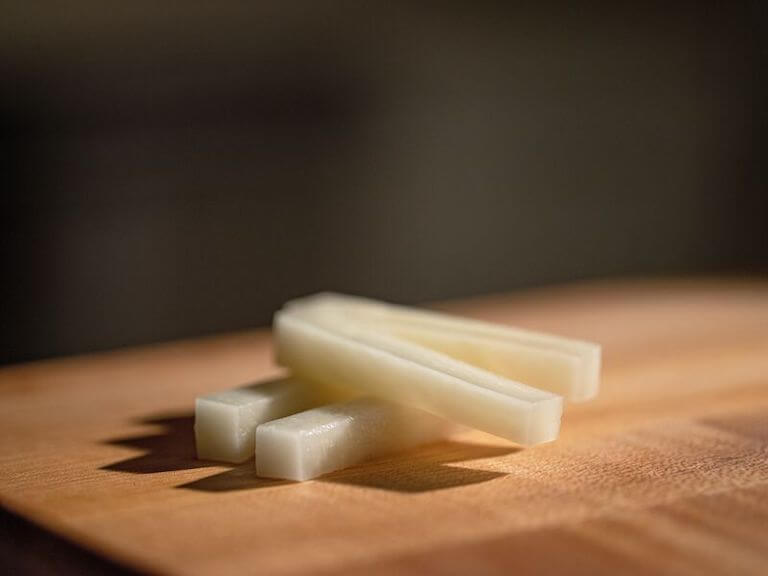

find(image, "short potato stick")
[274,306,563,445]
[255,397,455,481]
[285,293,600,401]
[195,377,333,463]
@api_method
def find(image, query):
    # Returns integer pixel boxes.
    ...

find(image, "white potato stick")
[285,293,600,401]
[255,398,455,481]
[274,305,563,445]
[195,377,332,463]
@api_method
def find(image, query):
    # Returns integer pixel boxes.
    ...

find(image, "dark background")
[2,2,766,365]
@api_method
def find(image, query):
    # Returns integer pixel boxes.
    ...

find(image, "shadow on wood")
[0,505,139,576]
[177,463,289,492]
[320,441,516,493]
[101,414,218,474]
[101,412,517,493]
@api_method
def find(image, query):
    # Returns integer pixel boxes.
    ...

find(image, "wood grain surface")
[1,279,767,576]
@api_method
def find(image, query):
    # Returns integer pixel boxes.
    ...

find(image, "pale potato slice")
[285,293,600,402]
[255,397,455,481]
[274,306,563,445]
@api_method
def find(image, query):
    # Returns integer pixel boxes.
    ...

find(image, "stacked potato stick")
[195,294,601,481]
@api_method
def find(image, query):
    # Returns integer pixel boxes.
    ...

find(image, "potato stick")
[256,397,455,481]
[286,293,600,401]
[275,307,562,445]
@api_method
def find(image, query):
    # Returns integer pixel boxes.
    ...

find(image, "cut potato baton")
[256,397,455,481]
[286,293,600,402]
[274,306,563,445]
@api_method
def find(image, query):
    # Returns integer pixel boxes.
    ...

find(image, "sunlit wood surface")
[1,278,767,575]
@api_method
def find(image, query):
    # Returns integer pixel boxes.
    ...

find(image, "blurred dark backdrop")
[1,2,766,364]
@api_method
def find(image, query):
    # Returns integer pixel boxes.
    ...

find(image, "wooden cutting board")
[1,279,767,576]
